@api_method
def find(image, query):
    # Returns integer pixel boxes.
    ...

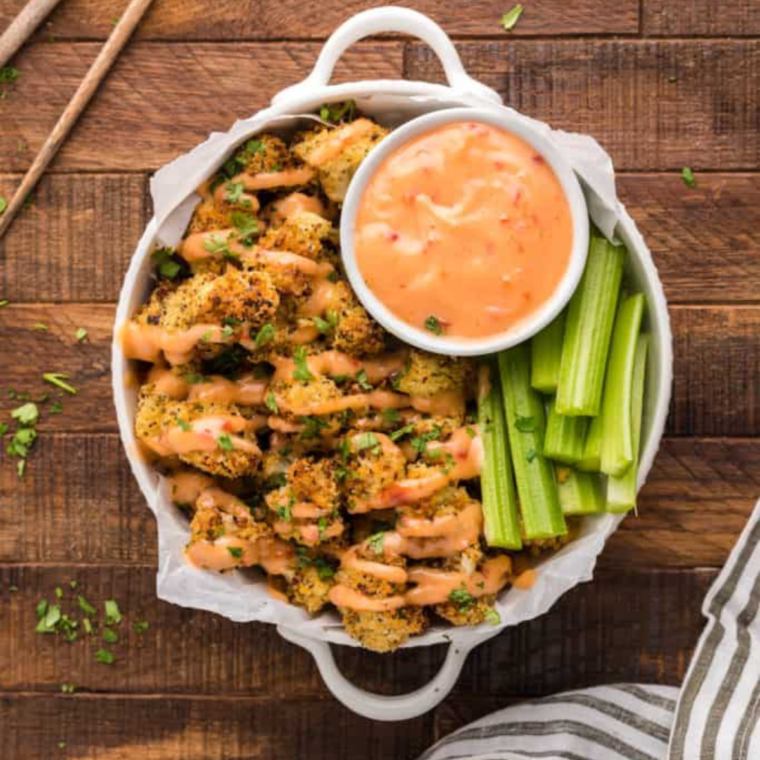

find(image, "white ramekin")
[340,107,590,356]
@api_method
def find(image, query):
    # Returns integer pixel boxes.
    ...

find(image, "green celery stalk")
[478,365,522,549]
[531,311,565,393]
[600,293,646,477]
[607,334,650,513]
[556,233,625,416]
[576,414,603,472]
[556,467,605,515]
[498,346,567,540]
[543,398,588,465]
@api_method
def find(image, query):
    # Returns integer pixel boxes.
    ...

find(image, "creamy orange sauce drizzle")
[166,470,216,504]
[121,322,232,366]
[269,192,327,222]
[299,278,341,317]
[307,119,377,167]
[144,414,260,457]
[188,375,267,406]
[234,166,314,191]
[513,568,537,590]
[329,555,511,611]
[185,488,295,575]
[353,427,483,512]
[355,121,573,338]
[270,349,407,385]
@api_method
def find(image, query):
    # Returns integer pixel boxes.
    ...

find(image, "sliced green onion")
[556,467,605,515]
[498,346,566,540]
[543,398,588,465]
[531,311,565,393]
[607,334,650,513]
[556,233,625,416]
[478,365,521,549]
[576,413,603,472]
[600,293,646,477]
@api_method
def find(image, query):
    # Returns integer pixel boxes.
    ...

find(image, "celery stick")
[498,346,567,539]
[607,334,650,513]
[543,398,588,465]
[600,293,645,477]
[478,366,522,549]
[531,311,565,393]
[556,234,625,416]
[576,413,603,472]
[556,467,605,515]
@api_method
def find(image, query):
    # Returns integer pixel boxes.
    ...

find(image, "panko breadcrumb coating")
[124,106,575,652]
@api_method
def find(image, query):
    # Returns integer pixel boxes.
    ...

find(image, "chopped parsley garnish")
[465,426,477,438]
[11,402,39,426]
[367,531,385,555]
[75,327,88,342]
[227,546,243,559]
[203,232,235,260]
[78,595,96,615]
[484,607,501,625]
[319,100,356,124]
[95,648,114,665]
[424,315,444,335]
[299,415,330,439]
[515,415,535,432]
[221,324,235,339]
[0,422,8,436]
[0,200,5,215]
[314,557,335,580]
[265,392,279,414]
[0,66,19,83]
[33,322,49,331]
[60,683,76,694]
[277,501,293,522]
[355,369,372,390]
[353,432,380,453]
[682,166,697,188]
[221,138,265,178]
[231,211,259,244]
[389,424,415,442]
[0,298,9,307]
[224,181,245,203]
[292,346,315,382]
[133,620,149,634]
[313,310,339,334]
[151,247,185,280]
[410,425,443,455]
[382,408,400,424]
[449,586,476,611]
[104,599,122,625]
[500,4,524,31]
[175,417,191,432]
[183,373,206,384]
[42,373,77,395]
[218,434,233,451]
[253,322,275,347]
[317,516,329,538]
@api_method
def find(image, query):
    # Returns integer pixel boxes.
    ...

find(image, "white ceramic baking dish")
[112,6,673,722]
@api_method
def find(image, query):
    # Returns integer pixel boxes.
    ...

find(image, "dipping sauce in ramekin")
[353,120,574,340]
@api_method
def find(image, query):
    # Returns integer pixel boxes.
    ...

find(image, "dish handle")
[270,6,502,107]
[277,624,473,721]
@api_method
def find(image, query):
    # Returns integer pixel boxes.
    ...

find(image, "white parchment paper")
[144,92,627,648]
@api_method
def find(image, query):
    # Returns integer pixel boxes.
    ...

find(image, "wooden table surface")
[1,0,759,757]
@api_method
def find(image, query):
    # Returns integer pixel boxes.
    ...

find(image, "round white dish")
[340,106,590,357]
[111,6,673,722]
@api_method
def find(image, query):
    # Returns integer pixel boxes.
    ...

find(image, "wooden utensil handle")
[0,0,64,69]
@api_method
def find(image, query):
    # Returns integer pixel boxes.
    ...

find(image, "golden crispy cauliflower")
[259,212,333,260]
[395,350,469,398]
[341,433,407,513]
[341,607,428,653]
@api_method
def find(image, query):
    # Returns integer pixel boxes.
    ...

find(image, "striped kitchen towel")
[418,500,760,760]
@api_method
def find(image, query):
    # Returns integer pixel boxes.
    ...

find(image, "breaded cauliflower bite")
[292,118,388,202]
[125,107,576,652]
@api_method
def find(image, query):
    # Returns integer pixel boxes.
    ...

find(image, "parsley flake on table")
[75,327,88,342]
[42,373,77,395]
[95,648,115,665]
[0,298,9,307]
[292,346,315,382]
[78,595,96,615]
[0,66,19,83]
[104,599,122,625]
[424,315,444,335]
[500,4,524,31]
[133,620,150,634]
[0,198,6,215]
[682,166,697,187]
[11,402,39,426]
[102,628,119,644]
[60,683,76,694]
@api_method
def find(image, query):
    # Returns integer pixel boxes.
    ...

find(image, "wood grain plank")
[0,0,640,40]
[3,172,758,303]
[0,435,756,569]
[0,41,403,173]
[643,0,760,36]
[405,39,760,171]
[3,304,760,436]
[0,566,709,697]
[0,174,148,303]
[0,691,434,760]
